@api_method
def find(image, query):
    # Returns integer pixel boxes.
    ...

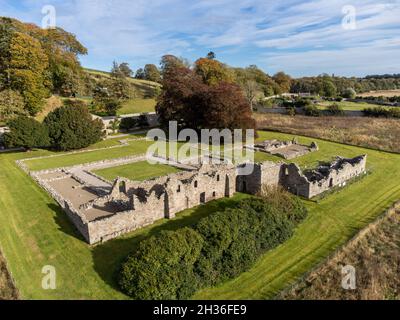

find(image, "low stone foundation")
[247,138,318,159]
[22,149,368,244]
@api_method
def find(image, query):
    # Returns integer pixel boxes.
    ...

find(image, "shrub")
[0,89,27,122]
[119,228,204,300]
[287,107,296,116]
[118,195,308,299]
[44,104,104,151]
[257,185,308,223]
[119,117,139,131]
[4,116,50,149]
[342,88,357,99]
[304,105,321,117]
[282,100,295,108]
[363,107,400,119]
[294,98,312,108]
[326,103,345,116]
[138,114,150,127]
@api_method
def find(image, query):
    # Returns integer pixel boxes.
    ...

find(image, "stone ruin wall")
[80,164,237,244]
[280,155,367,198]
[21,151,368,244]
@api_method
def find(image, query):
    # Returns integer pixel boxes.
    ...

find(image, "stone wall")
[21,147,368,244]
[280,155,367,198]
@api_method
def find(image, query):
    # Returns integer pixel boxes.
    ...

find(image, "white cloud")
[0,0,399,76]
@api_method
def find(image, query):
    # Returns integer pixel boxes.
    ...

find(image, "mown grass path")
[0,131,399,299]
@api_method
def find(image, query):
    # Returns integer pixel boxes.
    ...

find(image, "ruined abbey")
[20,139,367,244]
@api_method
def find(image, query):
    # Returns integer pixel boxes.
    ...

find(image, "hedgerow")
[118,193,308,300]
[363,107,400,118]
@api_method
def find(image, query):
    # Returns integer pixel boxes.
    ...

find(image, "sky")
[1,0,399,77]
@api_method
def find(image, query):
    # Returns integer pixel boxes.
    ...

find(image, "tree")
[156,66,207,129]
[342,87,357,99]
[110,61,124,78]
[0,18,88,98]
[119,62,133,77]
[272,72,292,94]
[194,58,235,86]
[205,82,256,130]
[135,68,145,79]
[321,79,337,97]
[0,89,26,121]
[108,119,121,134]
[160,55,186,76]
[156,65,255,131]
[206,51,216,60]
[4,116,50,149]
[44,103,104,150]
[92,85,124,116]
[1,31,50,115]
[144,64,161,82]
[41,27,88,96]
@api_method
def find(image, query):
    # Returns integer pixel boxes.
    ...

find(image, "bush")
[282,100,295,108]
[304,105,321,117]
[287,107,296,116]
[294,98,312,108]
[342,88,357,99]
[4,116,50,149]
[257,185,308,223]
[44,104,104,151]
[363,107,400,118]
[326,103,345,116]
[119,117,139,131]
[138,114,150,127]
[119,228,204,300]
[118,194,308,299]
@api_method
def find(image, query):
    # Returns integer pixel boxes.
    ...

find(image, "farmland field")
[357,89,400,97]
[0,131,400,299]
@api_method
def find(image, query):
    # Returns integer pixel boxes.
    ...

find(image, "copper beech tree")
[156,61,256,133]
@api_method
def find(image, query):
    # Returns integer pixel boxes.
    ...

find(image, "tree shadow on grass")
[91,194,250,292]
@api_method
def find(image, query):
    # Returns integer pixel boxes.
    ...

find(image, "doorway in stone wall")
[200,192,206,204]
[329,178,333,188]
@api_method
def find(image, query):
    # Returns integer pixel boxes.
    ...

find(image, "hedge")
[362,107,400,118]
[118,196,308,300]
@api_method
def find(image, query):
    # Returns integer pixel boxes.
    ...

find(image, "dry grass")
[256,113,400,153]
[357,89,400,98]
[0,249,19,300]
[35,95,63,122]
[280,204,400,300]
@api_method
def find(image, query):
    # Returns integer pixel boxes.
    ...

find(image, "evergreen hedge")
[118,196,308,300]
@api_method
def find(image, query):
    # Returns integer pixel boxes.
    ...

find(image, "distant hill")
[84,68,161,99]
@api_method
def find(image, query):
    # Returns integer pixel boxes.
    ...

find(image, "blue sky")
[1,0,399,77]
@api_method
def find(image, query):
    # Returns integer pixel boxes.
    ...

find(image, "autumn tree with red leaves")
[156,56,256,133]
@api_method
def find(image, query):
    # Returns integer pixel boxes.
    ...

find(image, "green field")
[117,98,156,115]
[23,139,153,171]
[0,131,400,299]
[93,161,181,182]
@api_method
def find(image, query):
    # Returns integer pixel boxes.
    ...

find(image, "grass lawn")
[0,131,400,299]
[93,161,181,182]
[117,98,156,115]
[23,139,154,171]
